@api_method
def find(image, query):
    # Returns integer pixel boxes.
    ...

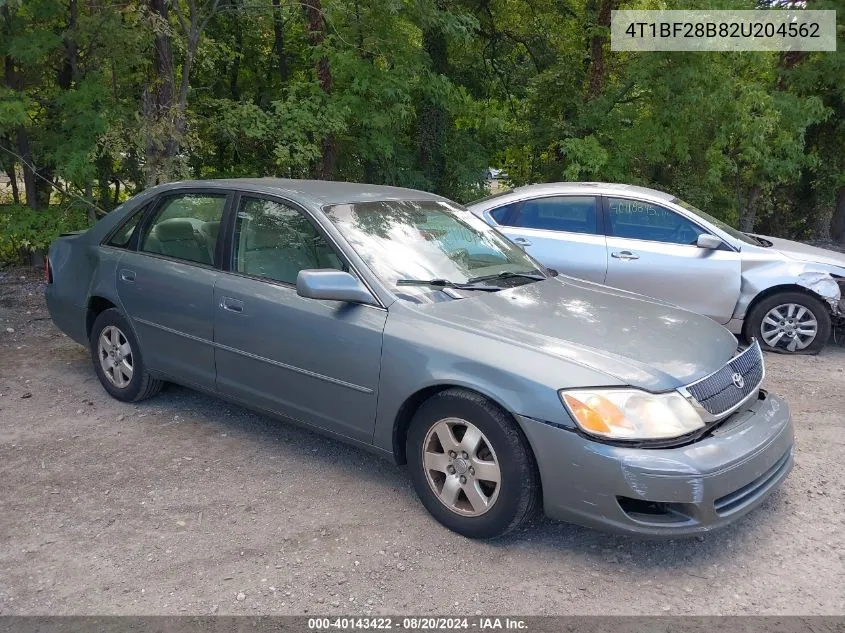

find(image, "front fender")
[736,258,844,319]
[371,308,624,456]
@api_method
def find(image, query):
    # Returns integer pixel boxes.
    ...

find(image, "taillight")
[45,256,53,284]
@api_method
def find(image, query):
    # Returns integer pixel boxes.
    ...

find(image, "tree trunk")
[417,2,449,195]
[739,184,762,232]
[229,18,242,101]
[58,0,79,90]
[585,0,618,100]
[271,0,288,85]
[144,0,176,187]
[301,0,335,180]
[831,186,845,243]
[16,127,38,210]
[84,182,96,223]
[2,5,38,209]
[812,200,832,240]
[6,164,19,203]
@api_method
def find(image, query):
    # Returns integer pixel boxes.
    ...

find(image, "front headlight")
[560,389,705,441]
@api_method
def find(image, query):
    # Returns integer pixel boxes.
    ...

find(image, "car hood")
[419,276,739,392]
[756,234,845,270]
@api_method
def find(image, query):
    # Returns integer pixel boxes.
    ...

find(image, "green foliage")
[0,204,90,264]
[0,0,842,265]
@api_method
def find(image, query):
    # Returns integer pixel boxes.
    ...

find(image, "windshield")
[671,197,757,246]
[324,200,545,302]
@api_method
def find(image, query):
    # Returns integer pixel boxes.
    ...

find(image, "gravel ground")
[0,268,843,616]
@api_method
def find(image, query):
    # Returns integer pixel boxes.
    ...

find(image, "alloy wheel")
[421,418,501,517]
[760,303,818,352]
[98,325,134,388]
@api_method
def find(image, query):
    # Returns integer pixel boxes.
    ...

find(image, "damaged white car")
[469,183,845,354]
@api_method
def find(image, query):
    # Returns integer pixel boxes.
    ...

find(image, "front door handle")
[220,297,244,313]
[611,250,640,260]
[512,237,532,247]
[119,269,136,282]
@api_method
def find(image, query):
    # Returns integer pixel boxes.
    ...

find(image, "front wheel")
[744,291,831,354]
[406,389,540,539]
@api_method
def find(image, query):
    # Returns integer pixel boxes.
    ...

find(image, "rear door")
[115,191,230,391]
[213,194,386,443]
[602,196,741,323]
[488,195,607,283]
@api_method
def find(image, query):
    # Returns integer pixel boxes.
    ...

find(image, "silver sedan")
[469,182,845,354]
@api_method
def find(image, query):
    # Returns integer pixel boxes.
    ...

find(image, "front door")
[213,195,386,443]
[489,196,607,283]
[602,196,741,323]
[115,191,229,391]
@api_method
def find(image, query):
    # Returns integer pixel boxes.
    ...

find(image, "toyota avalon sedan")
[46,179,793,538]
[469,182,845,354]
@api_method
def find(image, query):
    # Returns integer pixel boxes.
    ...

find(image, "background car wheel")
[406,388,540,539]
[744,291,831,354]
[90,308,163,402]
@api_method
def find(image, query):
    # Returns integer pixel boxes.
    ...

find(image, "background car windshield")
[325,200,541,297]
[672,197,757,246]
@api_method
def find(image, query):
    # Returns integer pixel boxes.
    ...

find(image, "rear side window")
[139,194,226,266]
[489,203,517,224]
[498,196,599,235]
[233,197,345,285]
[606,197,705,245]
[107,211,144,248]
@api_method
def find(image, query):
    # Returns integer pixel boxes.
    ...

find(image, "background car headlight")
[560,388,705,441]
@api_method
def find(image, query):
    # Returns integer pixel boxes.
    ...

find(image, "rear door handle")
[512,237,532,247]
[119,269,136,282]
[611,250,639,260]
[220,297,244,313]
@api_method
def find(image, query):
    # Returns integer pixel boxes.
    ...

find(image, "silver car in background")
[469,183,845,354]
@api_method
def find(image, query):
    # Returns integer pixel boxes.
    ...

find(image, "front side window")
[140,194,226,265]
[500,196,599,235]
[233,197,344,285]
[324,200,544,302]
[607,197,705,245]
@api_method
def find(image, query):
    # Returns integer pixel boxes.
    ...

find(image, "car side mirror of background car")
[696,234,724,250]
[296,269,378,306]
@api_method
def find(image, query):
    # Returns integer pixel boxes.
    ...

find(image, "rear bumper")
[518,390,793,536]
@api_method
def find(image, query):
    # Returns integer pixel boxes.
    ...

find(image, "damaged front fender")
[735,254,845,320]
[795,272,843,316]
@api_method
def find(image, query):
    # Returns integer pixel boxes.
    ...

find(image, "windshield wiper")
[744,233,772,247]
[467,269,547,284]
[396,278,504,292]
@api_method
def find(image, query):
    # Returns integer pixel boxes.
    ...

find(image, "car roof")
[469,182,676,209]
[154,178,447,206]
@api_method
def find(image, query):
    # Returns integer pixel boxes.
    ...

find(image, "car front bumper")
[517,390,793,536]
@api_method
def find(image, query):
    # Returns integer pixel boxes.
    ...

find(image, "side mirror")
[697,234,723,250]
[296,269,377,306]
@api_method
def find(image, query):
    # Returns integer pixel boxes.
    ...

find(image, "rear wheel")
[406,389,540,539]
[744,291,831,354]
[90,308,163,402]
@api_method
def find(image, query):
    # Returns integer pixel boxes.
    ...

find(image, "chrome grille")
[685,341,764,417]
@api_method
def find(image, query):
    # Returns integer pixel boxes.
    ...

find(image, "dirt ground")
[0,268,843,616]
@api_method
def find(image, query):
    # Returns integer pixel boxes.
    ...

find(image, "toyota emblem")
[731,372,745,389]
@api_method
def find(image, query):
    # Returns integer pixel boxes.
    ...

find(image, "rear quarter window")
[106,210,145,249]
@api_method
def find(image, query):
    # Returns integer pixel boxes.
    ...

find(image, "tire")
[406,388,540,539]
[744,291,832,355]
[89,308,163,402]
